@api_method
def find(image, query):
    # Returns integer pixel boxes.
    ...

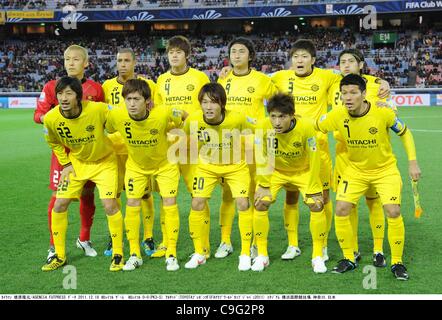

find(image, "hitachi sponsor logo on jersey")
[128,138,158,146]
[165,96,192,102]
[347,139,377,145]
[294,96,317,102]
[66,135,96,144]
[271,149,301,158]
[228,96,252,103]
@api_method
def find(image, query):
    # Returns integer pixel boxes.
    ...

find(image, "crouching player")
[41,76,123,271]
[253,93,327,273]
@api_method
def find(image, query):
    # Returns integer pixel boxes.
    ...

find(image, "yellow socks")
[164,204,179,257]
[387,215,405,265]
[310,210,327,258]
[253,209,269,256]
[189,209,205,255]
[159,205,168,247]
[141,196,155,240]
[238,207,253,255]
[283,203,299,247]
[202,203,211,256]
[107,210,124,256]
[349,204,359,253]
[125,205,141,257]
[334,215,354,261]
[323,201,333,248]
[367,197,385,254]
[52,210,68,260]
[219,196,235,245]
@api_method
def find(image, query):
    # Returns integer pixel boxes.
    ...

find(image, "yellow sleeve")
[147,79,156,103]
[105,109,117,134]
[399,129,417,161]
[264,76,278,100]
[315,110,338,133]
[168,108,185,129]
[326,69,342,91]
[43,119,70,166]
[154,76,163,107]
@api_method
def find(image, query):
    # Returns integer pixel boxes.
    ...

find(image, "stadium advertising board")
[4,1,442,23]
[391,94,431,106]
[0,97,8,108]
[8,97,37,109]
[437,94,442,105]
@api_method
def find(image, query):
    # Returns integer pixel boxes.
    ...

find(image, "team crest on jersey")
[247,87,255,93]
[150,129,158,135]
[311,84,319,92]
[186,84,195,91]
[369,127,378,135]
[86,125,95,132]
[293,141,302,148]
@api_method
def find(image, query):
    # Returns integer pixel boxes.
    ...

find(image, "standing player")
[328,49,393,266]
[216,37,278,259]
[253,93,327,273]
[34,45,104,260]
[102,48,157,257]
[183,83,256,271]
[41,77,124,272]
[271,39,390,261]
[155,36,210,258]
[106,79,186,271]
[316,74,421,280]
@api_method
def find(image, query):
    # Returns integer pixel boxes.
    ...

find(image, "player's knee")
[54,198,71,212]
[385,205,401,218]
[127,198,141,207]
[308,202,324,212]
[323,190,330,204]
[102,199,119,215]
[236,198,249,211]
[162,197,176,206]
[335,201,352,216]
[255,201,270,212]
[285,191,299,205]
[192,198,206,211]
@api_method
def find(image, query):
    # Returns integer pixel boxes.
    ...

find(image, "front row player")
[183,83,256,271]
[41,77,124,272]
[253,93,327,273]
[106,79,187,271]
[316,74,421,280]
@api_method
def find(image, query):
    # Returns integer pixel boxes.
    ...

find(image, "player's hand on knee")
[254,186,272,207]
[305,194,324,212]
[61,163,75,183]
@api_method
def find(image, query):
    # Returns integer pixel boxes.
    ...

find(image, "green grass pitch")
[0,107,441,294]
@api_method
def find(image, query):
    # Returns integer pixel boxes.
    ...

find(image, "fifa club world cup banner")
[4,0,442,23]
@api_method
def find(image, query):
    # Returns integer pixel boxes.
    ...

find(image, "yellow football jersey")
[217,69,277,120]
[316,104,408,173]
[183,109,255,165]
[106,106,184,173]
[102,75,157,107]
[155,67,210,113]
[43,101,114,165]
[271,67,340,121]
[256,117,320,174]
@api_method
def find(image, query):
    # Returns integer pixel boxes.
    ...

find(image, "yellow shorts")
[265,169,323,203]
[180,163,196,193]
[333,152,378,198]
[336,166,402,205]
[221,163,256,197]
[57,153,118,199]
[125,162,179,199]
[317,132,332,190]
[192,162,250,198]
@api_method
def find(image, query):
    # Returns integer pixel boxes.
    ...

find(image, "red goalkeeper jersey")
[33,78,104,124]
